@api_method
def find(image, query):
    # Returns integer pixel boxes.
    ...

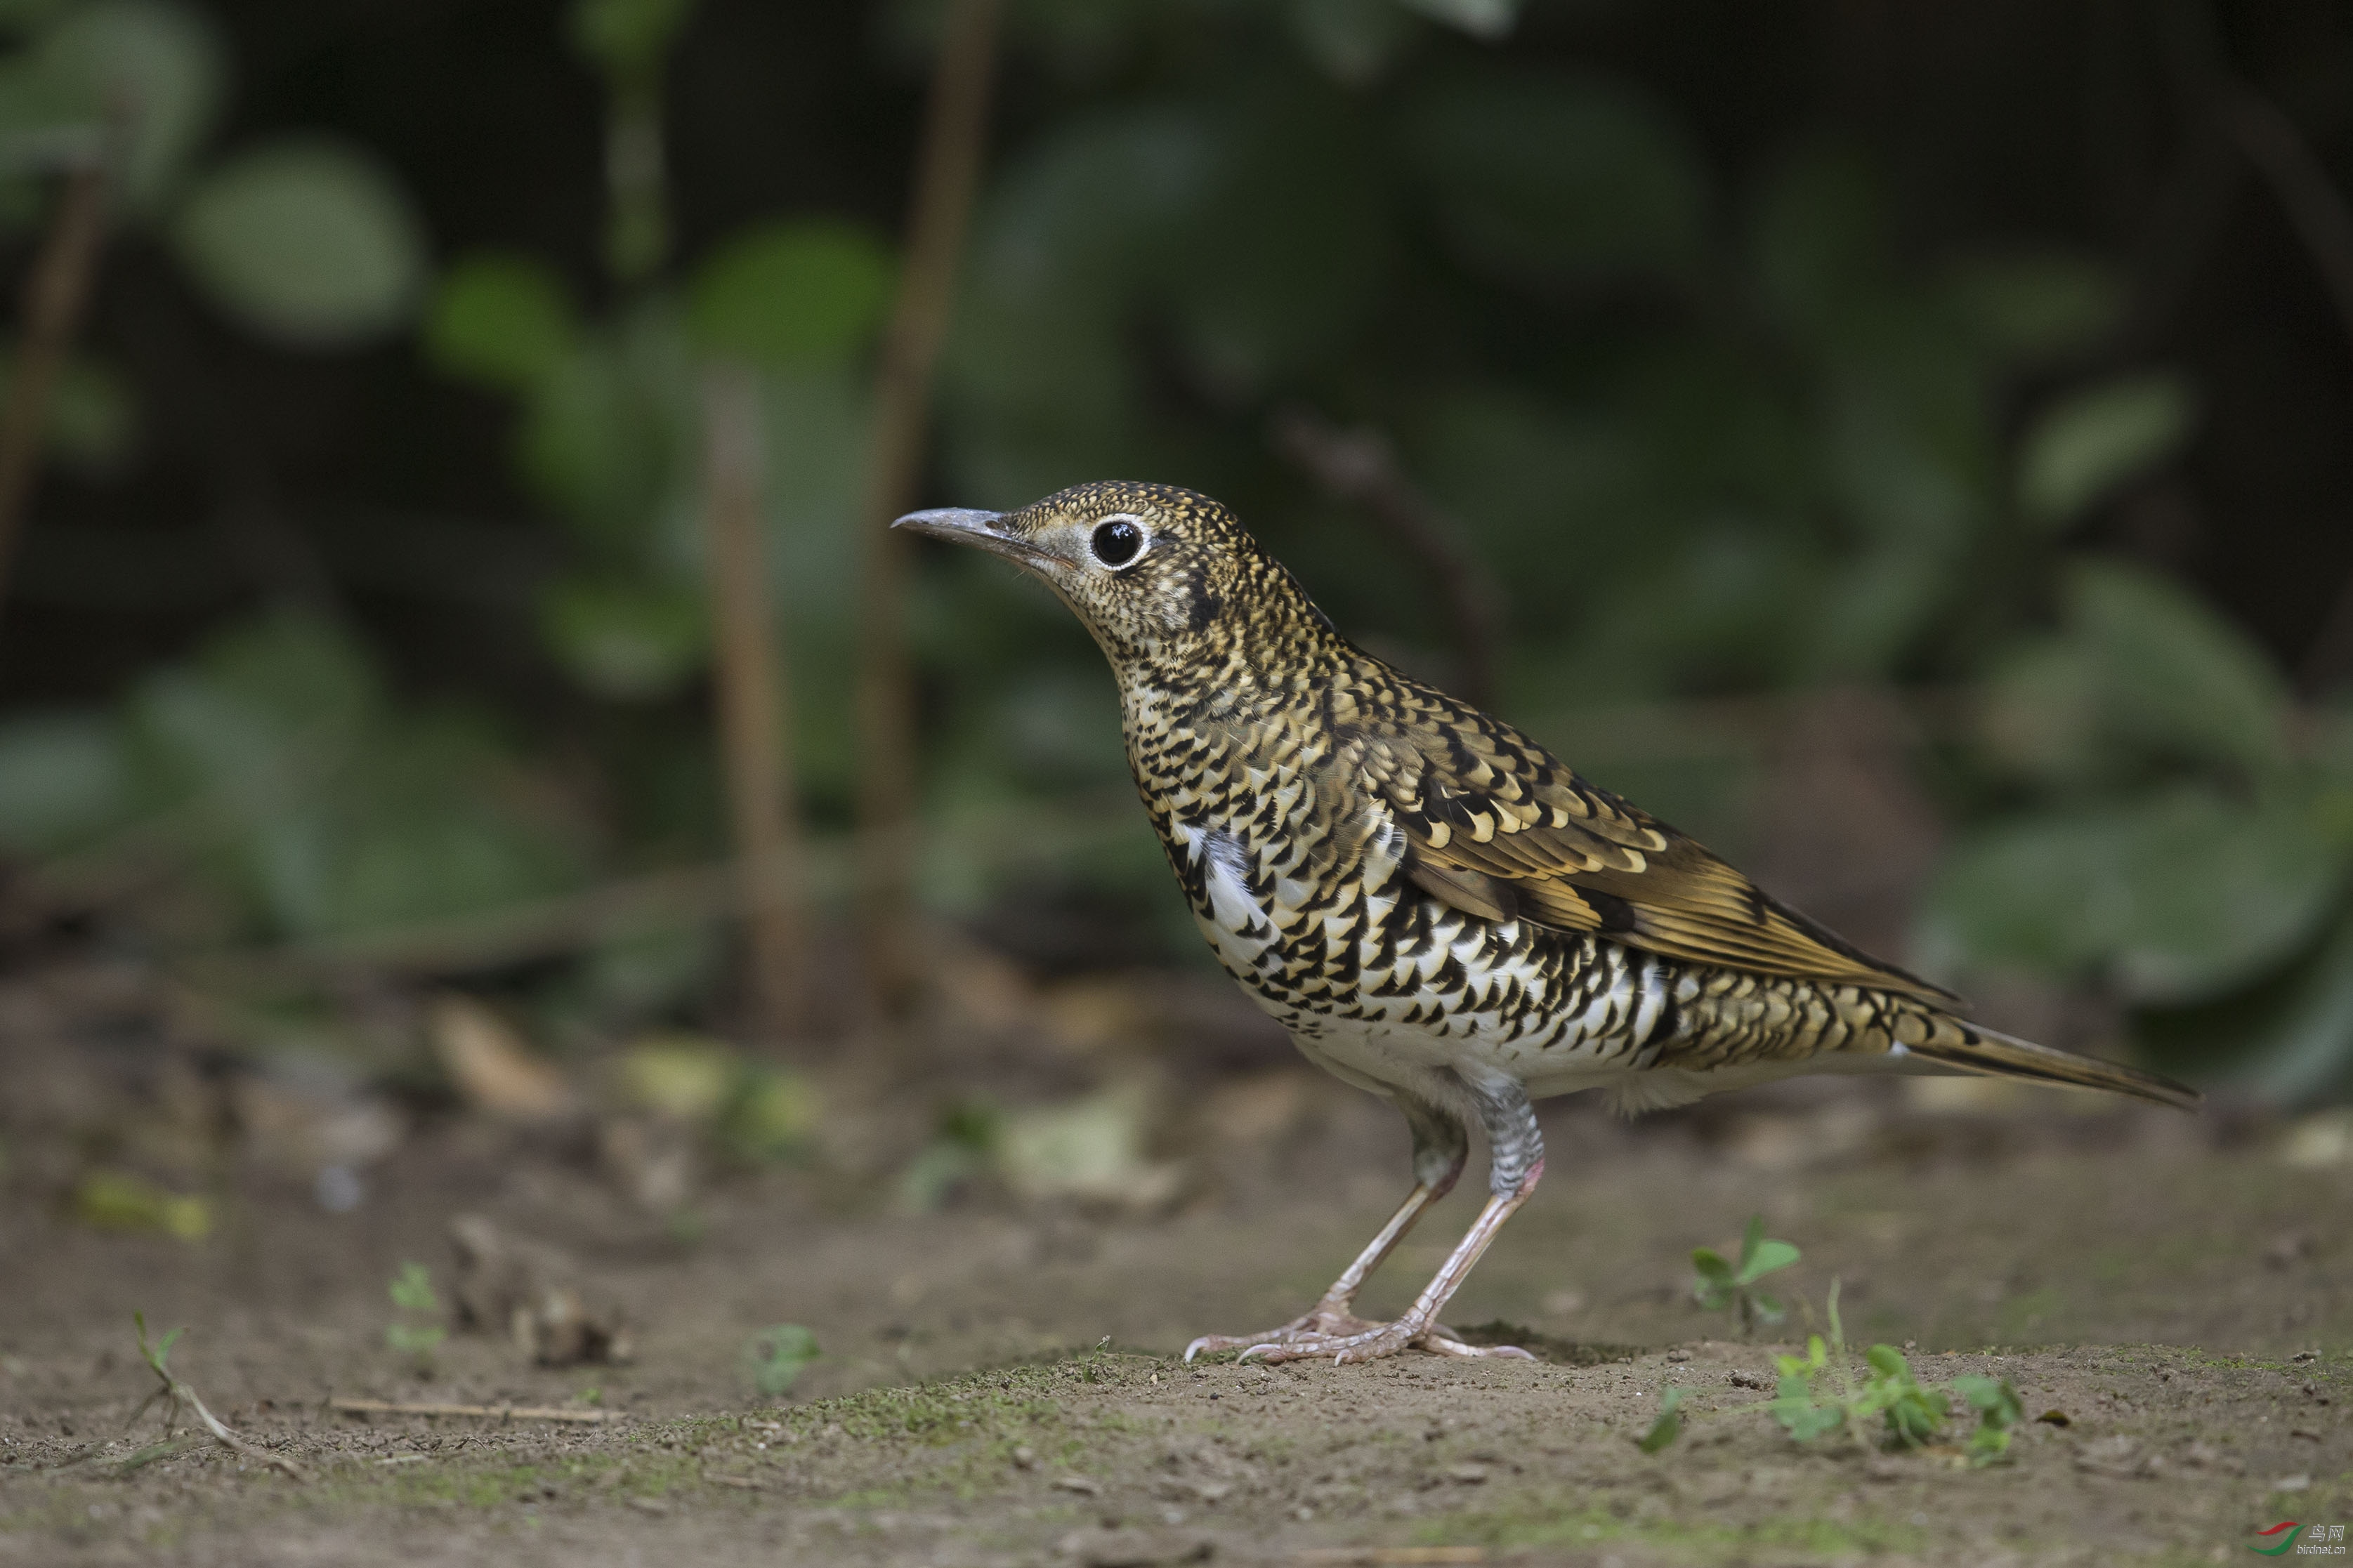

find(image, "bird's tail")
[1904,1018,2200,1110]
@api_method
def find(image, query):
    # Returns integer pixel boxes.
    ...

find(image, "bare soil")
[2,1064,2349,1567]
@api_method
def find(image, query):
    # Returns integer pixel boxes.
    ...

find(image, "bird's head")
[893,481,1332,678]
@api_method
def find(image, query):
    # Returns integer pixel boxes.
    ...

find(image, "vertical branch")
[1269,405,1507,711]
[702,364,805,1046]
[0,158,109,621]
[853,0,1004,1016]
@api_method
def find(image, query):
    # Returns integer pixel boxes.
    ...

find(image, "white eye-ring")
[1089,513,1148,569]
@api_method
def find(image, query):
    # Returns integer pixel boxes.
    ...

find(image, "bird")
[894,480,2198,1366]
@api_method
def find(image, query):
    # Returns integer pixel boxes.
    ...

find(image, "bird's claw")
[1183,1306,1389,1364]
[1205,1318,1535,1366]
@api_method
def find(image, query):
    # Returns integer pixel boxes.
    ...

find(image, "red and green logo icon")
[2252,1522,2305,1556]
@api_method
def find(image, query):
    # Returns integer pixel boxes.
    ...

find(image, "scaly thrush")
[896,482,2196,1365]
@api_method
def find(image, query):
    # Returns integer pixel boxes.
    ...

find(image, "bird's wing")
[1325,680,1957,1003]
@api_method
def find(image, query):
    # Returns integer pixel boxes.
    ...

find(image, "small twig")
[1269,404,1506,710]
[702,363,807,1044]
[127,1314,304,1480]
[2213,85,2353,356]
[0,155,108,624]
[327,1397,617,1425]
[853,0,1006,1017]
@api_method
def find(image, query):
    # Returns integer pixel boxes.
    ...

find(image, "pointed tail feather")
[1906,1022,2201,1110]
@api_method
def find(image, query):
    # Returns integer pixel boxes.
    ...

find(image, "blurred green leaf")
[1752,144,1888,343]
[118,613,590,940]
[0,47,105,176]
[0,0,72,31]
[1941,249,2124,367]
[1405,70,1708,284]
[1286,0,1415,85]
[1925,785,2347,1005]
[568,0,699,79]
[1396,0,1519,39]
[686,219,893,368]
[387,1260,440,1314]
[35,0,223,211]
[171,138,429,347]
[74,1170,209,1239]
[723,1066,819,1163]
[518,312,690,547]
[427,253,580,392]
[0,709,132,853]
[2069,559,2286,775]
[538,574,707,701]
[997,1082,1177,1206]
[942,104,1213,497]
[1170,85,1391,387]
[2016,371,2196,530]
[620,1034,737,1119]
[2137,906,2353,1105]
[1637,1385,1684,1453]
[1978,560,2292,786]
[741,1323,818,1398]
[761,367,871,616]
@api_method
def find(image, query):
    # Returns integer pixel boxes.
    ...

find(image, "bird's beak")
[891,508,1058,567]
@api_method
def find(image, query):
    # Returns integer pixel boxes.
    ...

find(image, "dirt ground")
[3,1043,2349,1568]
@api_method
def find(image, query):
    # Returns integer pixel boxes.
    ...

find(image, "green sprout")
[1637,1385,1687,1454]
[1770,1281,1951,1448]
[108,1314,303,1477]
[1953,1372,2026,1463]
[384,1261,446,1366]
[1641,1275,2024,1467]
[1693,1215,1800,1333]
[743,1324,820,1398]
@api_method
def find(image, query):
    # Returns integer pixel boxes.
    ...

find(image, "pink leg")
[1184,1095,1469,1363]
[1182,1176,1450,1362]
[1239,1160,1543,1365]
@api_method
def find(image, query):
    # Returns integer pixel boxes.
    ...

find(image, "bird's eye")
[1089,517,1145,569]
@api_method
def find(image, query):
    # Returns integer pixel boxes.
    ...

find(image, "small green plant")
[1636,1385,1686,1453]
[384,1261,446,1366]
[1641,1279,2024,1466]
[1692,1215,1800,1333]
[1769,1285,1945,1447]
[1953,1371,2025,1463]
[100,1313,301,1477]
[742,1324,819,1398]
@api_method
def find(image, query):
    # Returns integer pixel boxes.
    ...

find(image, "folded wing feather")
[1332,690,1957,1006]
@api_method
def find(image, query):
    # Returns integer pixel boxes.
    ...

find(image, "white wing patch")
[1174,822,1277,977]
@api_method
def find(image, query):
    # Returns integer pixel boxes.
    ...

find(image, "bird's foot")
[1182,1303,1393,1364]
[1225,1317,1536,1366]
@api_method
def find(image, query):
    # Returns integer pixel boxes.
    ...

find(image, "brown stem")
[853,0,1004,1017]
[702,364,805,1046]
[1269,404,1507,710]
[2214,86,2353,355]
[0,158,109,623]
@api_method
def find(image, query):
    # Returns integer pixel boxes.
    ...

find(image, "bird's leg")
[1237,1075,1543,1365]
[1183,1098,1467,1362]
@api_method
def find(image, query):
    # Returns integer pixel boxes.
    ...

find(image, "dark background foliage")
[1,0,2349,1103]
